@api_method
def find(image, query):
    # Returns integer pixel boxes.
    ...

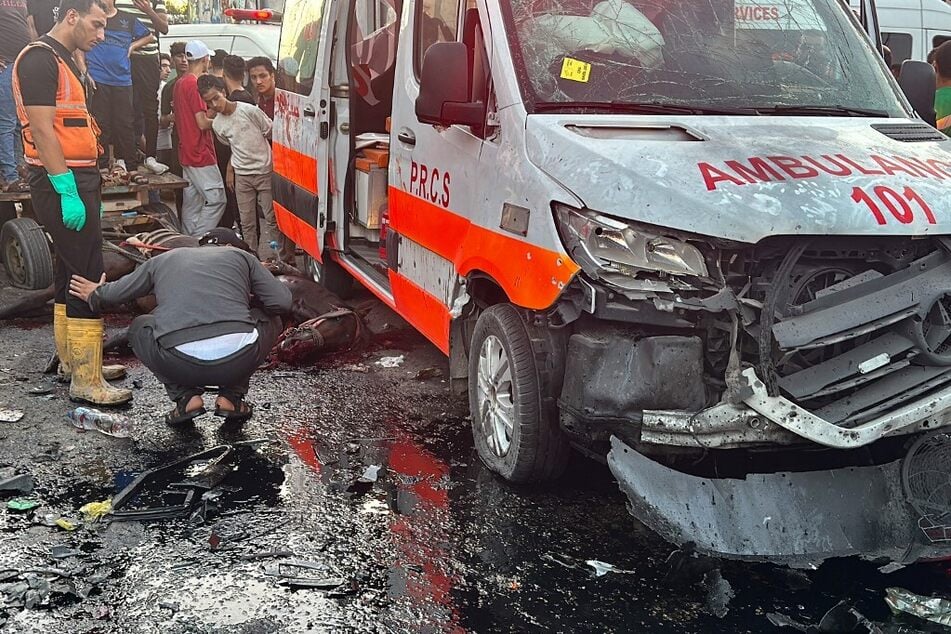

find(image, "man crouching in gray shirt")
[69,228,292,427]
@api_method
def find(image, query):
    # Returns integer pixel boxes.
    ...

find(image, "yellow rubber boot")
[54,304,126,381]
[66,317,132,406]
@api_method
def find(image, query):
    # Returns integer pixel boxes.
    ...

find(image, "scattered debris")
[340,364,370,373]
[79,499,112,521]
[767,601,883,633]
[67,407,133,438]
[347,465,382,498]
[585,560,635,577]
[49,546,81,560]
[0,409,23,423]
[702,569,734,618]
[54,518,78,531]
[0,474,33,495]
[111,445,233,521]
[264,559,346,590]
[238,550,295,561]
[376,355,404,368]
[360,499,389,515]
[7,498,39,512]
[27,385,54,396]
[877,562,906,575]
[766,612,809,631]
[885,587,951,627]
[414,367,443,380]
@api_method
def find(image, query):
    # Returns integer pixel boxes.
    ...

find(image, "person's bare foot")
[184,394,204,413]
[214,394,252,420]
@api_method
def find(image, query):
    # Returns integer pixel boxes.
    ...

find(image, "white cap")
[185,40,211,60]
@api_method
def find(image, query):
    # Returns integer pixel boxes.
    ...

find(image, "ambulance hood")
[525,115,951,244]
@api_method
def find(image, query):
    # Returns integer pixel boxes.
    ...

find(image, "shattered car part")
[263,559,346,590]
[741,367,951,450]
[607,436,951,566]
[111,445,233,521]
[885,587,951,627]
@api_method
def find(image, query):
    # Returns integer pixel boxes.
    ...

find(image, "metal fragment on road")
[885,587,951,626]
[585,560,634,577]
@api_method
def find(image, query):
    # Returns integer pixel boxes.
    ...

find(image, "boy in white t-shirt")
[197,74,275,255]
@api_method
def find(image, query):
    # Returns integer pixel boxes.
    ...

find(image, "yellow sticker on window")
[560,57,591,83]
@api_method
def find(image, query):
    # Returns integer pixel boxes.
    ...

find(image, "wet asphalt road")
[0,275,949,633]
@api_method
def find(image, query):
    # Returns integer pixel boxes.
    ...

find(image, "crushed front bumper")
[640,367,951,450]
[607,436,951,566]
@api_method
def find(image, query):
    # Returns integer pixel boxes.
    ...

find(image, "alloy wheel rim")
[477,334,515,457]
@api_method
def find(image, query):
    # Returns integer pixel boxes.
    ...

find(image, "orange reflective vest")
[12,41,100,169]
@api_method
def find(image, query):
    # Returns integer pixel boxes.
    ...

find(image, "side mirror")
[416,42,485,128]
[899,60,937,128]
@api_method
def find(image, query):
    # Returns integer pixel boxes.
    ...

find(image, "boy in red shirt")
[173,40,224,235]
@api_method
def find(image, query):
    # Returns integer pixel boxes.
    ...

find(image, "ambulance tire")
[306,253,353,299]
[1,217,53,290]
[468,304,571,483]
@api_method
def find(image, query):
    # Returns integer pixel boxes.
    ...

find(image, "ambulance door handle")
[303,105,316,117]
[397,128,416,147]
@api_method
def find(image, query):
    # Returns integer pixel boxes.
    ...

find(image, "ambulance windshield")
[503,0,907,116]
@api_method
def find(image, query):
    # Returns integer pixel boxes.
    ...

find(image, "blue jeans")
[0,63,19,183]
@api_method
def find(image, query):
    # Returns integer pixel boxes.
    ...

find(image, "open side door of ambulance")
[272,0,340,263]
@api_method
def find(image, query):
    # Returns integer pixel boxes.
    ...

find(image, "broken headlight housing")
[554,203,709,288]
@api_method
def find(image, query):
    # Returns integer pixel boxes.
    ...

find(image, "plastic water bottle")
[67,407,132,438]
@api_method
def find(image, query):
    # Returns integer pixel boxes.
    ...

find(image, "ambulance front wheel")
[468,304,572,483]
[306,253,353,299]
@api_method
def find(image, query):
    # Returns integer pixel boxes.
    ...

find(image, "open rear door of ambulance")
[272,0,338,264]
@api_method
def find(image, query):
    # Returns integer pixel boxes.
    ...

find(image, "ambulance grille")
[756,241,951,428]
[871,123,947,143]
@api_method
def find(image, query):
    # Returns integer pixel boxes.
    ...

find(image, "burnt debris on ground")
[1,267,951,632]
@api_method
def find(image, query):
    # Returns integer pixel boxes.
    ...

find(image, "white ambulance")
[274,0,951,564]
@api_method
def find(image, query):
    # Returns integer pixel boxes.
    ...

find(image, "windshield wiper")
[755,105,890,117]
[534,101,757,116]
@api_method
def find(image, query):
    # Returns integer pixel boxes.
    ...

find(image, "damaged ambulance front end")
[552,159,951,567]
[502,0,951,565]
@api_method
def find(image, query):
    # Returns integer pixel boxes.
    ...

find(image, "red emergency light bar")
[223,8,281,21]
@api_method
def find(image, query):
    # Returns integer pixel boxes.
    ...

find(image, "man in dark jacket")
[69,228,292,426]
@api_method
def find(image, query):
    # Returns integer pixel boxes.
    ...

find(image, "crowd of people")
[1,0,295,263]
[8,0,294,421]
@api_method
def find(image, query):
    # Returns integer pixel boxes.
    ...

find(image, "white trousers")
[181,164,226,236]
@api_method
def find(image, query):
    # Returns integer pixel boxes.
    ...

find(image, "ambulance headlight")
[554,203,709,281]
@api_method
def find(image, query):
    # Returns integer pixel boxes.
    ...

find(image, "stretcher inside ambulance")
[273,0,951,564]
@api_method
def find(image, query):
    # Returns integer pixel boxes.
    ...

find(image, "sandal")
[165,392,206,427]
[213,392,253,422]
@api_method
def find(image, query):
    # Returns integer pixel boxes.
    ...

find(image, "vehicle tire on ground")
[139,202,183,233]
[0,217,53,290]
[306,253,353,299]
[468,303,572,483]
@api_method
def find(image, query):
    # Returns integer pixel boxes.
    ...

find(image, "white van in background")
[851,0,951,62]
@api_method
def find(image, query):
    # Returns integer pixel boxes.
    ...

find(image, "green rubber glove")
[47,171,86,232]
